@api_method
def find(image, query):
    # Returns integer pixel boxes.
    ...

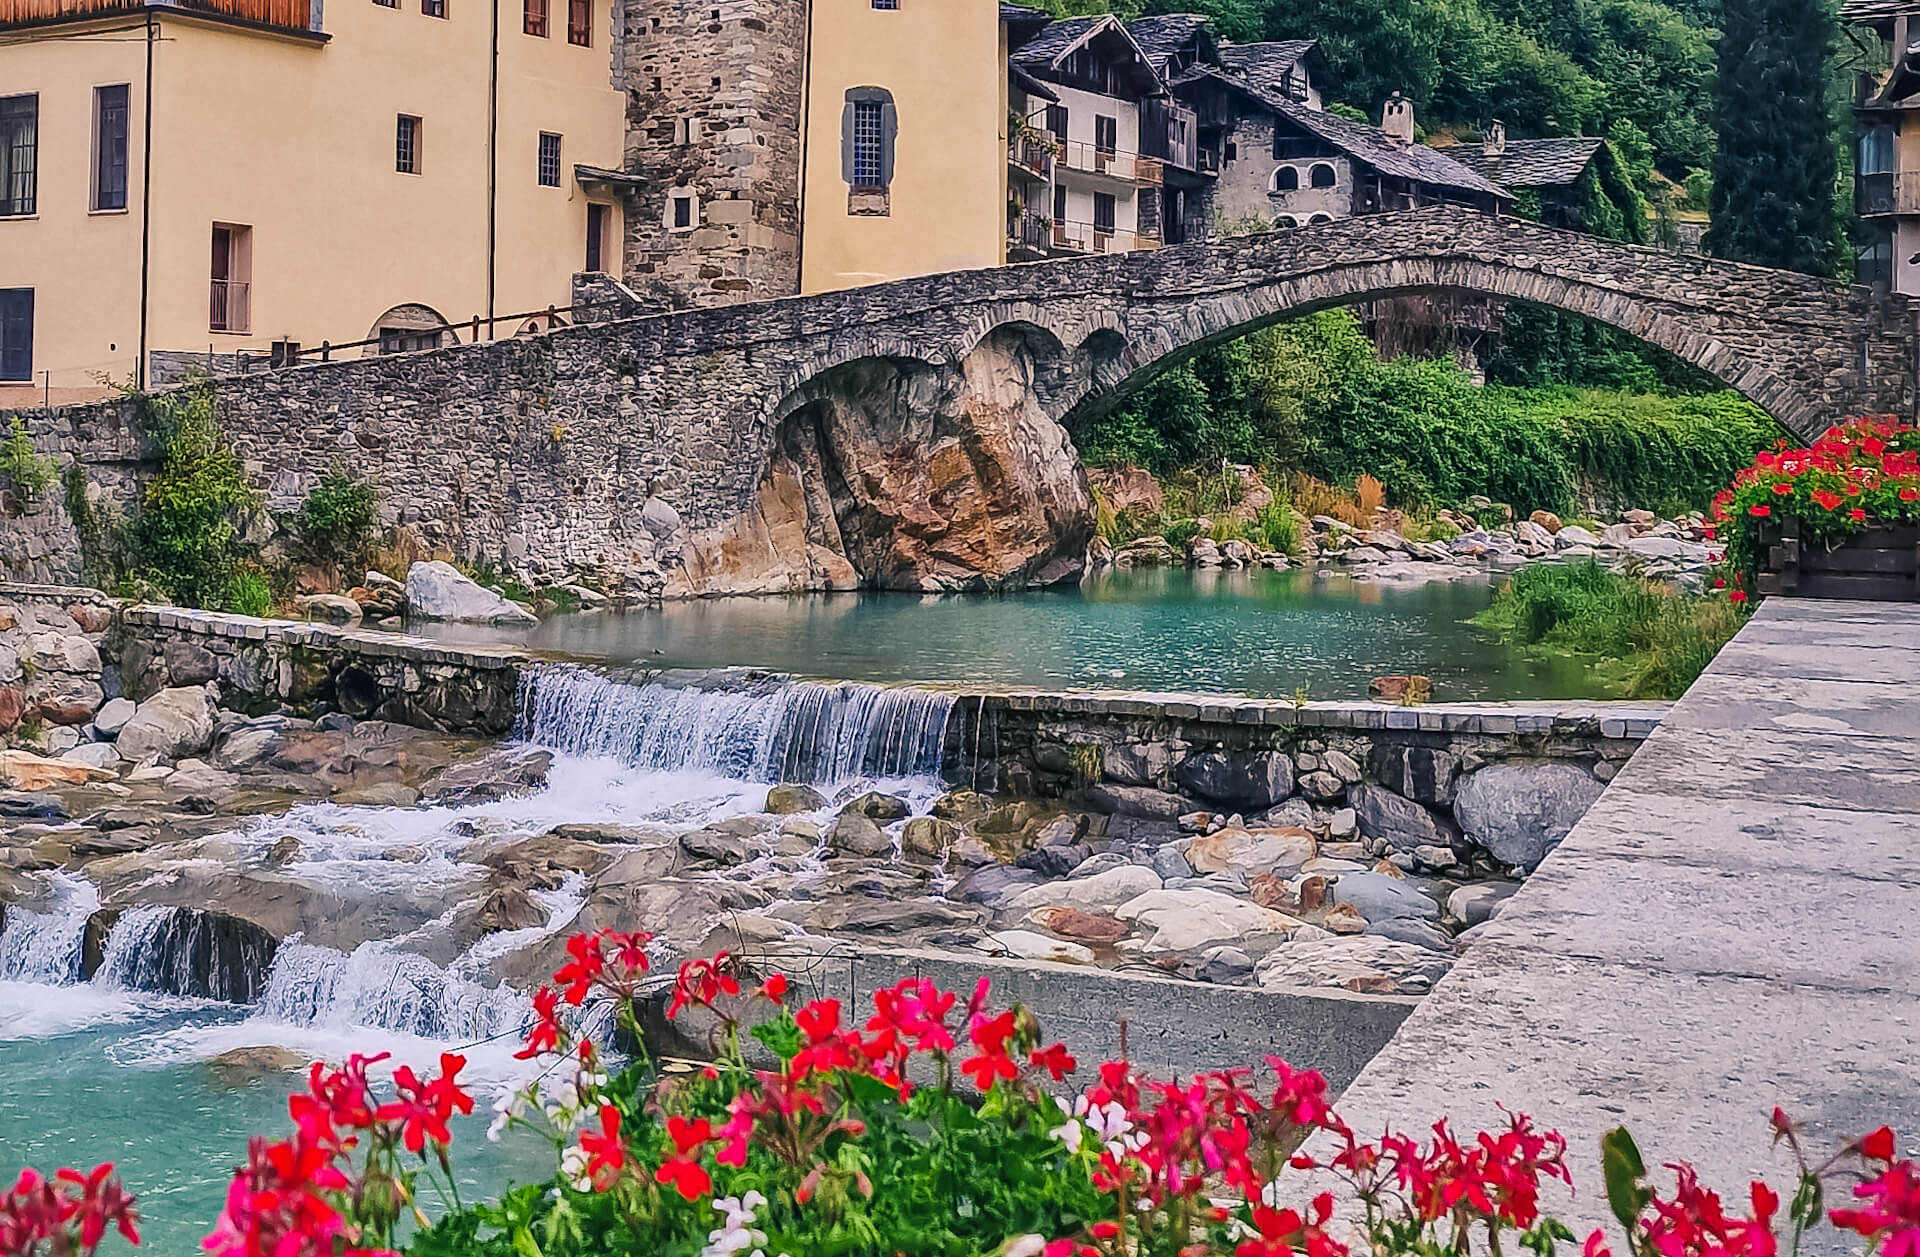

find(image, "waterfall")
[94,905,279,1004]
[516,666,956,783]
[255,940,527,1042]
[0,874,98,984]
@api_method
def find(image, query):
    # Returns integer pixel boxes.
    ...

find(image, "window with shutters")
[0,95,36,218]
[1093,191,1115,235]
[93,85,129,212]
[209,224,251,333]
[0,289,30,382]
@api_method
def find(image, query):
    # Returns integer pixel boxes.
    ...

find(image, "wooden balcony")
[0,0,317,34]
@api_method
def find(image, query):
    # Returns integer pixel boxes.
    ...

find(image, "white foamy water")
[0,873,98,985]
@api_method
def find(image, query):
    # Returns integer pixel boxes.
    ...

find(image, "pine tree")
[1705,0,1841,275]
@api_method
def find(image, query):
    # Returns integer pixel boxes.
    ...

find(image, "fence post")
[321,341,331,362]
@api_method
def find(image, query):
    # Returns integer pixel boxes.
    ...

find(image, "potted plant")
[1715,415,1920,601]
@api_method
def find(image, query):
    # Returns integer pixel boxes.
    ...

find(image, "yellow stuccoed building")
[0,0,628,402]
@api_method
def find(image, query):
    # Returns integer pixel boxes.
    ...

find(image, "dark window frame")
[1092,190,1116,234]
[0,94,38,218]
[565,0,589,44]
[0,289,31,382]
[93,84,130,212]
[396,114,421,174]
[421,0,446,19]
[523,0,546,35]
[586,202,608,271]
[538,132,562,186]
[840,85,897,192]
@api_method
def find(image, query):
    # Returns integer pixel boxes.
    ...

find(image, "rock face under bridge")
[10,207,1911,593]
[668,330,1092,595]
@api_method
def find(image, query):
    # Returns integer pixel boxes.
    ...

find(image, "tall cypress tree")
[1705,0,1841,275]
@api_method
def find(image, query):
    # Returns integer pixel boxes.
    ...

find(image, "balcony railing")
[1057,140,1163,186]
[1052,220,1153,254]
[210,279,251,333]
[1008,210,1052,257]
[0,0,316,32]
[1857,170,1920,216]
[1008,134,1055,180]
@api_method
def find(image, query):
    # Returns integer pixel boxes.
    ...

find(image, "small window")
[1094,114,1117,156]
[1044,103,1067,139]
[1308,212,1333,224]
[872,0,898,7]
[1053,182,1066,222]
[670,191,695,229]
[1861,125,1896,177]
[209,223,252,333]
[566,0,589,44]
[396,115,421,174]
[538,132,562,186]
[1273,166,1298,192]
[421,0,445,18]
[0,289,31,382]
[586,202,609,271]
[373,0,398,8]
[841,86,895,191]
[0,95,37,218]
[1225,140,1237,161]
[1309,162,1337,188]
[673,116,698,145]
[1093,191,1116,235]
[1273,214,1298,229]
[523,0,546,35]
[93,85,130,212]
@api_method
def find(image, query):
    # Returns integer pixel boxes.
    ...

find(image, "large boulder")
[1453,761,1605,869]
[1330,871,1440,923]
[0,750,116,790]
[1347,784,1458,853]
[1175,751,1294,809]
[1178,826,1315,879]
[115,687,217,763]
[1114,888,1299,956]
[404,561,539,626]
[1006,864,1162,915]
[1256,933,1454,995]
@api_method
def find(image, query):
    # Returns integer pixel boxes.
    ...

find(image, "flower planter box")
[1757,519,1920,601]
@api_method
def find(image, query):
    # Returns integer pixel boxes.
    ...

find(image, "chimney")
[1382,92,1414,145]
[1483,118,1506,157]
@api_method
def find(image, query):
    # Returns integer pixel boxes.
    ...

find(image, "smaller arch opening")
[1272,166,1299,192]
[1308,213,1333,225]
[1309,162,1337,189]
[364,303,455,356]
[1273,214,1299,230]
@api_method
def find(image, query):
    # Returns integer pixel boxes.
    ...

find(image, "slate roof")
[1009,15,1105,68]
[1009,61,1060,103]
[1218,40,1319,87]
[1125,13,1214,73]
[1444,137,1605,188]
[1266,96,1511,198]
[1840,0,1920,24]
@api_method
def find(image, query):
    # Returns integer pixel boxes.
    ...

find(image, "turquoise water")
[0,986,552,1253]
[415,567,1609,701]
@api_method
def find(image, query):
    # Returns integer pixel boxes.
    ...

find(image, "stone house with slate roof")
[1844,0,1920,293]
[1442,127,1611,230]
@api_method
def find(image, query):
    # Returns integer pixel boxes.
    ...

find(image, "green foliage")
[1502,387,1783,516]
[0,415,57,502]
[120,383,264,611]
[288,464,379,577]
[1706,0,1840,274]
[1081,311,1780,519]
[62,463,124,592]
[1251,498,1304,553]
[227,566,273,617]
[1472,560,1744,697]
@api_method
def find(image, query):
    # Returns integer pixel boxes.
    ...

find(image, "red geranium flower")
[1748,505,1770,517]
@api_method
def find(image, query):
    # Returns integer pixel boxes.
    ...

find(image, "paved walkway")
[1322,598,1920,1239]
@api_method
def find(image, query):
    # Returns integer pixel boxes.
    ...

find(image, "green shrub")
[288,464,379,578]
[1473,561,1743,698]
[227,566,273,617]
[1161,517,1201,549]
[0,415,57,502]
[1206,516,1245,543]
[120,382,263,610]
[1252,498,1303,554]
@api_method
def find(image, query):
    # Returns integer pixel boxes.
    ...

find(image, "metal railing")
[1007,211,1052,256]
[1056,140,1163,186]
[1008,134,1054,179]
[209,280,250,334]
[195,298,632,377]
[1051,219,1153,254]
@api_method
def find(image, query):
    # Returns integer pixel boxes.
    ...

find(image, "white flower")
[488,1085,524,1142]
[560,1145,592,1193]
[1088,1100,1131,1143]
[1050,1116,1085,1154]
[1006,1235,1048,1257]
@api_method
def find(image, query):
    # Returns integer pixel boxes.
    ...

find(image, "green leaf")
[1602,1126,1653,1231]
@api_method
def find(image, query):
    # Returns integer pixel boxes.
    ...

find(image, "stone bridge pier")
[16,207,1914,594]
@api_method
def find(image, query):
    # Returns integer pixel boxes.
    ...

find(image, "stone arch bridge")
[34,207,1917,595]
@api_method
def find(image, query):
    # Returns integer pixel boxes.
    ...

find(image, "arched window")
[1273,214,1299,229]
[1309,162,1337,188]
[365,303,454,355]
[1307,213,1333,225]
[1273,166,1299,192]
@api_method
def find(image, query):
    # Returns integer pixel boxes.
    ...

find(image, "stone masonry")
[12,207,1914,591]
[619,0,805,309]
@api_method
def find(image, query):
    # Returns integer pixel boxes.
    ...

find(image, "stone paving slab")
[1317,599,1920,1250]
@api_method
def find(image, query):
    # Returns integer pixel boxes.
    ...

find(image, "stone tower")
[619,0,807,309]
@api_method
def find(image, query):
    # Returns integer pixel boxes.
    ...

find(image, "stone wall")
[115,607,527,735]
[944,692,1665,872]
[15,207,1910,591]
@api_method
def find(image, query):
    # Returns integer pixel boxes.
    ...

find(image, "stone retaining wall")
[115,607,528,736]
[945,692,1665,872]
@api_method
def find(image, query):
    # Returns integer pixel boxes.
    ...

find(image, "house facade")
[0,0,628,401]
[1844,0,1920,293]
